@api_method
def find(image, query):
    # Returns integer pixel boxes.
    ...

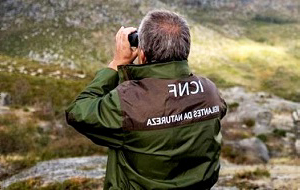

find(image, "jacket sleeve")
[65,68,124,148]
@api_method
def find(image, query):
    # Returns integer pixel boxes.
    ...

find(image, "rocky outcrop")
[0,0,142,31]
[221,87,300,158]
[2,156,300,189]
[165,0,299,20]
[0,156,107,188]
[293,110,300,155]
[222,87,299,135]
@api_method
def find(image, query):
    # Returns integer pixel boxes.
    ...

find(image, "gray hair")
[138,10,190,63]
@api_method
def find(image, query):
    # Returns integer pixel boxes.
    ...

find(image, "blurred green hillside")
[0,0,299,105]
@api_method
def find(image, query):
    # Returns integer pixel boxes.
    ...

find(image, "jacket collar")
[117,60,191,83]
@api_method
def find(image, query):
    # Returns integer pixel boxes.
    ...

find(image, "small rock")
[30,72,37,76]
[18,66,25,73]
[54,121,63,129]
[37,68,43,74]
[52,70,61,75]
[238,137,270,163]
[74,73,86,79]
[254,111,273,135]
[38,121,52,133]
[0,92,12,106]
[8,65,14,72]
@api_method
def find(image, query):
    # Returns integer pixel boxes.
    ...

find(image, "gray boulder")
[253,111,273,135]
[222,87,300,134]
[0,92,11,106]
[238,137,270,163]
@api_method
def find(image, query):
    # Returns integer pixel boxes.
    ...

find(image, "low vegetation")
[221,121,253,141]
[0,64,90,111]
[234,167,270,180]
[243,118,256,128]
[6,177,104,190]
[273,129,287,137]
[221,144,265,164]
[228,102,239,112]
[221,168,271,189]
[257,134,268,142]
[0,120,106,180]
[221,145,246,164]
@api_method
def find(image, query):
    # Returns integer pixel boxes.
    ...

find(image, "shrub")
[7,177,104,190]
[40,131,107,161]
[33,107,55,121]
[0,125,34,155]
[0,114,19,126]
[243,118,255,128]
[273,129,286,137]
[221,121,253,140]
[228,102,239,112]
[44,178,104,190]
[221,143,266,164]
[257,134,268,142]
[256,37,268,43]
[262,67,300,102]
[207,73,235,88]
[6,177,42,190]
[0,72,88,113]
[221,145,247,164]
[234,168,270,180]
[252,14,295,24]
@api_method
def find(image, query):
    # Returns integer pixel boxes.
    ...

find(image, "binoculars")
[128,31,138,47]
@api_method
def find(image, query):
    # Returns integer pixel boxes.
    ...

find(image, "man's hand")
[108,26,138,71]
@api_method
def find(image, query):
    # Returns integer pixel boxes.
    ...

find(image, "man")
[66,10,227,190]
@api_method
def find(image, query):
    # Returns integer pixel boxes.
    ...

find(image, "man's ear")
[139,49,146,64]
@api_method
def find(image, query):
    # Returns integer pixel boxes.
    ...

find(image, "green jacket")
[66,60,227,190]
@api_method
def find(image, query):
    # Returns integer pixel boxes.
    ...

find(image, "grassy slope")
[188,14,300,101]
[0,4,299,101]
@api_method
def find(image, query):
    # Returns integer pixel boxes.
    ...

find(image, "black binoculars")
[128,31,138,47]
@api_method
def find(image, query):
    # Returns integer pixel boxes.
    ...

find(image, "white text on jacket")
[168,80,204,97]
